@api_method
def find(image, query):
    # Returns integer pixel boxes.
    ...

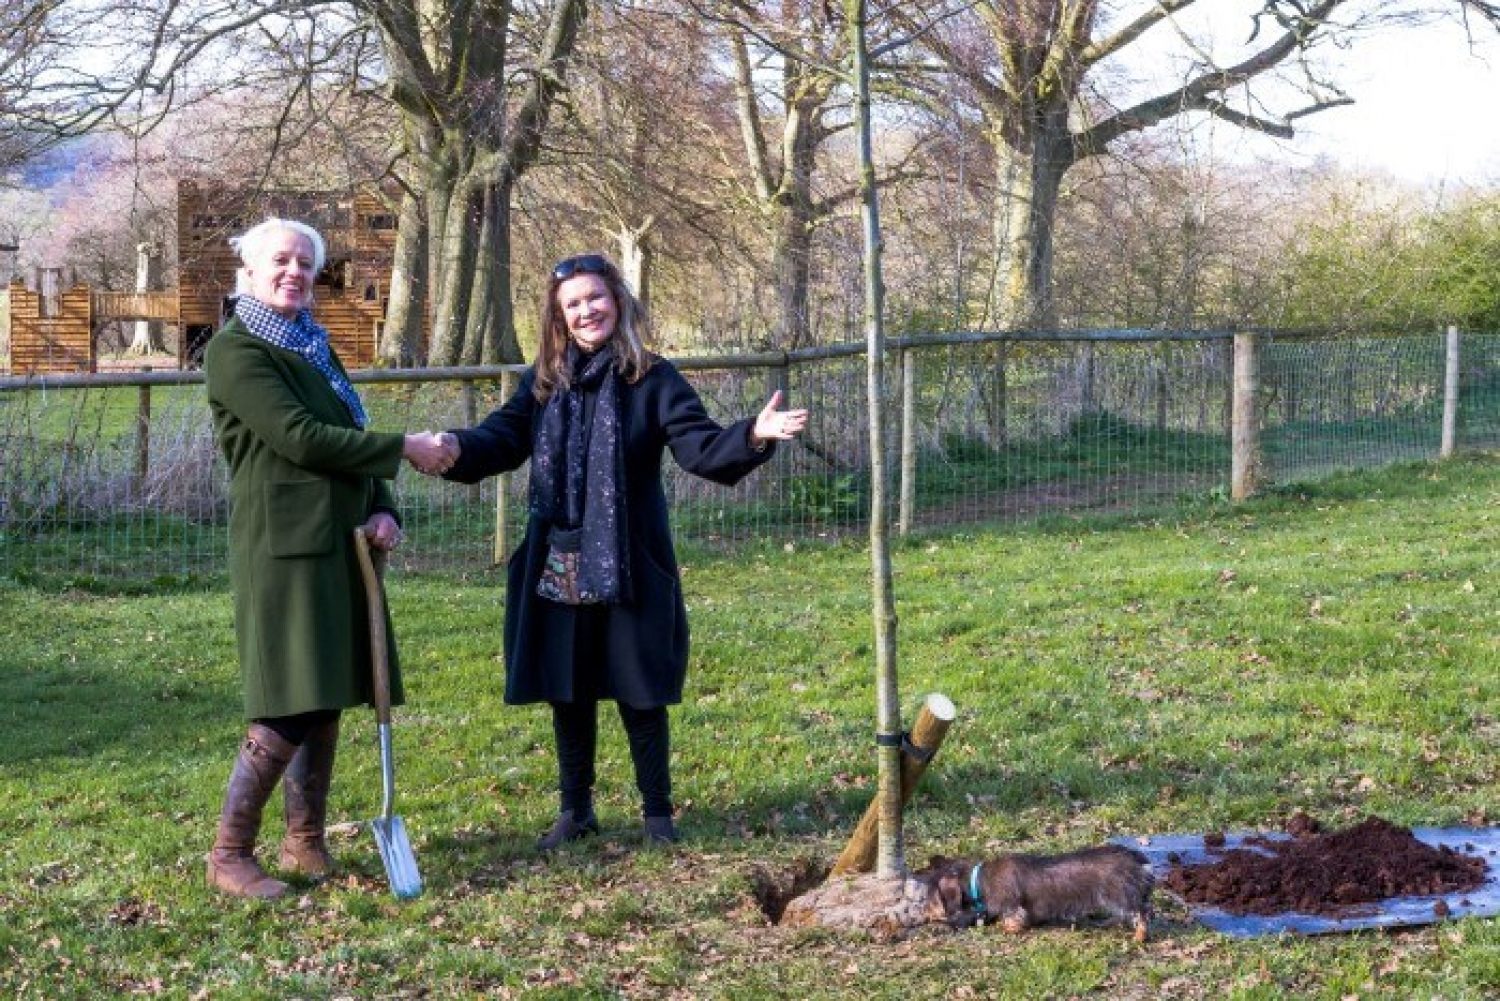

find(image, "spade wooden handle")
[352,528,393,727]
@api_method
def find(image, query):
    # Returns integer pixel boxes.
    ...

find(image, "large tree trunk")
[467,178,524,364]
[380,186,427,366]
[939,0,1370,334]
[462,183,494,368]
[775,83,820,348]
[728,22,834,351]
[423,163,455,328]
[773,205,813,348]
[993,120,1072,330]
[426,173,480,366]
[484,180,522,364]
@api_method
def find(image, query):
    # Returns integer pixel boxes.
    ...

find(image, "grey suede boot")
[536,809,600,851]
[643,815,680,845]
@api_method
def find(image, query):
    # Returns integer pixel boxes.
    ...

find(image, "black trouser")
[551,700,672,819]
[254,709,341,746]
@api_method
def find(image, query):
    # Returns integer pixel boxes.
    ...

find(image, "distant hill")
[19,139,99,188]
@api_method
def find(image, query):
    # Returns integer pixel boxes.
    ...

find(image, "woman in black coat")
[435,253,807,846]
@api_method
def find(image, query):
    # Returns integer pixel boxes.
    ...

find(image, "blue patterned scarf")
[234,295,369,428]
[529,342,631,605]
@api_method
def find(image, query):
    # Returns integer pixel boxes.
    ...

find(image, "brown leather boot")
[206,724,296,899]
[279,716,339,878]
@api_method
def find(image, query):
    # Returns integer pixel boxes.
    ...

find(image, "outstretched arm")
[657,363,805,485]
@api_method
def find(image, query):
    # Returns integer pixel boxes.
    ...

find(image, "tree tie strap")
[901,732,935,764]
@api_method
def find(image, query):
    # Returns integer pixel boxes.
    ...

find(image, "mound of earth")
[1165,814,1488,917]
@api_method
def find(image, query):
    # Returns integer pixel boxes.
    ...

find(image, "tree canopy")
[5,0,1500,356]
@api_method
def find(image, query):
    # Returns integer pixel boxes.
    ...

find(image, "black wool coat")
[445,357,774,708]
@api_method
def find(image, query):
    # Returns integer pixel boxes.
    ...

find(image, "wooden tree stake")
[830,693,956,877]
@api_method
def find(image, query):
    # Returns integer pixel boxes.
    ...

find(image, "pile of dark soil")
[1165,814,1488,917]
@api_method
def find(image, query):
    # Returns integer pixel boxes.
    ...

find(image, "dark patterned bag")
[536,527,592,605]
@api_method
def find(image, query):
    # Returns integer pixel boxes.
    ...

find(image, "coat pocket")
[628,553,687,673]
[265,478,334,557]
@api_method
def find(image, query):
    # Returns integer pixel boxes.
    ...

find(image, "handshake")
[403,431,461,476]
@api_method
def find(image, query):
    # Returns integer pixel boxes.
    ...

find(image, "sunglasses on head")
[551,254,611,281]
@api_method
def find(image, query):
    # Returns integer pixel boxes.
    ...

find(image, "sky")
[1152,12,1500,187]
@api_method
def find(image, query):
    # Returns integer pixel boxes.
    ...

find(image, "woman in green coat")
[203,218,452,899]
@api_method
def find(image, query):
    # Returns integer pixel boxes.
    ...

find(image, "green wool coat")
[204,317,406,719]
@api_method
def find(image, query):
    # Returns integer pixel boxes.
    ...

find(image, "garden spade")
[352,529,423,900]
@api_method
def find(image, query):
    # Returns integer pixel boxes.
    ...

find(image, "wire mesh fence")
[1,329,1495,587]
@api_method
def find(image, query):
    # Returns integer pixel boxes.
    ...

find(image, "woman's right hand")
[404,432,460,476]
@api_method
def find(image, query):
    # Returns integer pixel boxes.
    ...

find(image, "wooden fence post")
[1441,325,1460,458]
[767,354,790,401]
[1080,340,1097,414]
[135,369,152,491]
[991,340,1009,448]
[898,347,916,536]
[1154,343,1169,432]
[830,692,956,877]
[1231,331,1261,501]
[461,379,480,506]
[493,370,514,565]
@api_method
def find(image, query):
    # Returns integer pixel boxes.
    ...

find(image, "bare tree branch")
[1077,0,1346,155]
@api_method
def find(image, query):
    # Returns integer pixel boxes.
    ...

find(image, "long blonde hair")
[533,253,652,401]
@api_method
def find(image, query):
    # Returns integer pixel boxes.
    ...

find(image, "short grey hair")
[229,218,327,274]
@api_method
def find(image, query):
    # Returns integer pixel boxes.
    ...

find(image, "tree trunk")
[774,207,813,348]
[726,21,833,350]
[775,88,819,348]
[380,186,426,366]
[615,219,654,316]
[485,179,522,364]
[464,183,498,367]
[426,174,480,366]
[992,122,1072,330]
[986,341,1009,448]
[467,178,523,364]
[377,0,584,367]
[126,242,163,355]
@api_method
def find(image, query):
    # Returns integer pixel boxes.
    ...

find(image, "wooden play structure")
[176,180,401,367]
[5,274,96,374]
[3,180,403,375]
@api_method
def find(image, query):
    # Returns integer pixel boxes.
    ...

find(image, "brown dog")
[922,846,1154,941]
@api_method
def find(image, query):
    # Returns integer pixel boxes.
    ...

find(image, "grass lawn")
[1,455,1497,999]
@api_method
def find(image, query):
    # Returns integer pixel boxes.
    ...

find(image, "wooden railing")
[91,291,180,322]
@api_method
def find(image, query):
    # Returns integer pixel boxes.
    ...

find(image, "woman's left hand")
[751,390,809,446]
[363,511,403,552]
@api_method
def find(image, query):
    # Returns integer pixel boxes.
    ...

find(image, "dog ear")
[935,872,965,916]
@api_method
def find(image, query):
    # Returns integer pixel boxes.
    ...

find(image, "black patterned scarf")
[529,342,631,604]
